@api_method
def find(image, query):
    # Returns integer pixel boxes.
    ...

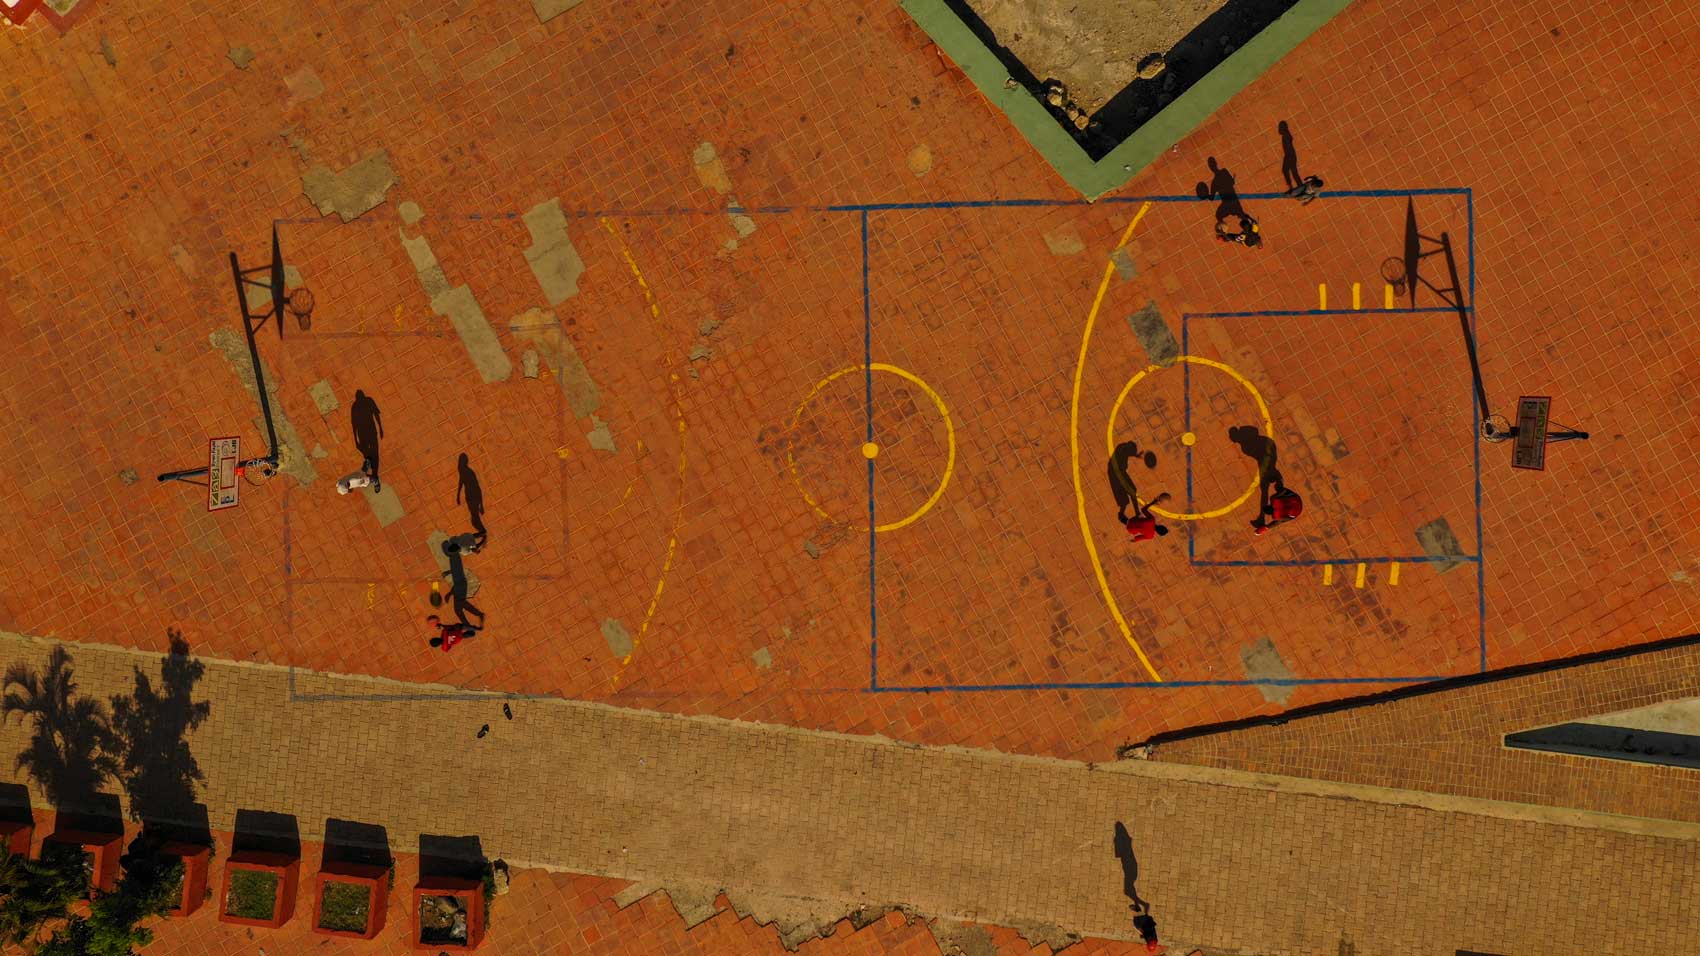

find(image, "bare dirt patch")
[955,0,1300,158]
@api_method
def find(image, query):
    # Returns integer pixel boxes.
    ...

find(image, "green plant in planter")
[317,881,371,933]
[225,870,278,921]
[35,842,180,956]
[0,843,89,948]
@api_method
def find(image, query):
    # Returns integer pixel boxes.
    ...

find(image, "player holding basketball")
[1108,441,1171,541]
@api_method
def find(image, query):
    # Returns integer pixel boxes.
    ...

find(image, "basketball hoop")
[286,287,315,331]
[1481,413,1512,443]
[1380,257,1408,298]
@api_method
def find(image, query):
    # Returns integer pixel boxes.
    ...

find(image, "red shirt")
[1126,515,1157,541]
[434,624,473,651]
[1271,492,1303,521]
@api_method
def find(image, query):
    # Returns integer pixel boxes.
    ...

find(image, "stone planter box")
[160,843,211,917]
[42,829,121,897]
[218,851,299,928]
[0,820,31,858]
[312,861,389,939]
[412,877,486,950]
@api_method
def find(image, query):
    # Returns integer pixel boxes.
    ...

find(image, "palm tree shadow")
[109,630,211,830]
[1,646,118,815]
[1,632,212,838]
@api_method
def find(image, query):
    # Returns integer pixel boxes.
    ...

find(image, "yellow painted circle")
[1180,431,1197,446]
[1105,356,1273,521]
[787,363,956,533]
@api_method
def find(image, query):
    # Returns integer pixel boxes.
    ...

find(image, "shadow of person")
[350,390,385,486]
[1112,821,1147,911]
[109,630,211,827]
[1279,120,1301,190]
[1108,441,1159,524]
[440,541,486,628]
[1205,156,1246,222]
[455,453,487,543]
[1228,424,1283,522]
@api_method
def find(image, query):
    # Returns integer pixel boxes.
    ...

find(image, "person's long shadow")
[441,541,486,628]
[350,389,384,482]
[109,630,211,827]
[1113,821,1149,911]
[456,453,487,542]
[1229,424,1283,519]
[1200,156,1249,225]
[1279,120,1302,190]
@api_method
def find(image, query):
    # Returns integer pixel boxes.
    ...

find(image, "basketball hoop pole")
[157,225,288,485]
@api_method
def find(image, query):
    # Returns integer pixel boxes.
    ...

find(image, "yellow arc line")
[786,363,956,533]
[1068,204,1162,683]
[599,218,689,680]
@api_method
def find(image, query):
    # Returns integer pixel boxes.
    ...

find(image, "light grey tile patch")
[1415,517,1466,573]
[1240,637,1296,705]
[432,285,513,384]
[521,199,586,305]
[508,313,601,418]
[531,0,586,23]
[284,66,325,106]
[1110,247,1137,280]
[301,150,398,223]
[228,45,255,69]
[601,618,633,659]
[522,349,540,379]
[726,196,757,239]
[307,380,339,417]
[1126,300,1178,367]
[208,327,318,485]
[1043,227,1085,256]
[398,200,424,226]
[586,415,616,453]
[364,480,405,528]
[751,647,773,669]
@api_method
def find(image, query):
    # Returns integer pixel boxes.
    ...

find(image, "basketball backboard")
[208,436,240,511]
[1511,396,1551,470]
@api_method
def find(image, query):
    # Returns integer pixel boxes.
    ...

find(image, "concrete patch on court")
[601,618,633,659]
[362,480,405,528]
[398,228,512,382]
[307,380,339,417]
[1042,226,1085,256]
[168,244,195,276]
[509,312,601,417]
[1125,301,1178,367]
[301,150,398,223]
[1416,517,1466,573]
[425,530,480,597]
[727,199,758,239]
[1110,247,1137,280]
[310,444,328,459]
[724,890,862,952]
[692,141,733,194]
[907,144,933,177]
[284,66,325,106]
[521,349,540,379]
[1241,637,1297,704]
[531,0,586,23]
[398,200,424,226]
[227,45,255,70]
[752,646,773,669]
[208,327,318,485]
[929,919,1000,956]
[586,415,616,453]
[521,199,585,305]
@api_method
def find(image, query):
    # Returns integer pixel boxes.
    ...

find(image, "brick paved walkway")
[4,631,1695,956]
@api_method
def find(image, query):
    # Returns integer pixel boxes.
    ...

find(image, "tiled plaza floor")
[3,0,1700,949]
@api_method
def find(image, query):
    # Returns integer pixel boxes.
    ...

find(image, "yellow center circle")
[787,363,956,533]
[1105,355,1273,521]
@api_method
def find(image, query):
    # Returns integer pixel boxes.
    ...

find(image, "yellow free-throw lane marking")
[1354,563,1367,588]
[599,218,689,681]
[1318,283,1327,309]
[1384,283,1395,309]
[1322,564,1335,585]
[1105,355,1273,520]
[1069,203,1162,682]
[786,363,955,533]
[1389,561,1401,586]
[1352,282,1361,310]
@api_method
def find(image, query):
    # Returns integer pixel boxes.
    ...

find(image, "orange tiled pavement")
[3,0,1700,801]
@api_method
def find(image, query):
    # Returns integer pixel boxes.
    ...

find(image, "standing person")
[1131,904,1164,954]
[1125,492,1172,542]
[455,453,487,548]
[426,615,477,651]
[350,389,384,492]
[1108,440,1158,524]
[1255,485,1304,535]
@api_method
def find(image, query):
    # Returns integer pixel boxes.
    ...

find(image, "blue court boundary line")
[863,188,1482,694]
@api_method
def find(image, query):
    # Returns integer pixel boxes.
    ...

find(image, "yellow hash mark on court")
[1322,564,1334,585]
[1384,283,1394,309]
[1069,203,1162,683]
[1354,563,1367,588]
[1352,282,1361,310]
[785,364,956,533]
[1389,562,1400,586]
[599,218,689,683]
[1318,283,1327,310]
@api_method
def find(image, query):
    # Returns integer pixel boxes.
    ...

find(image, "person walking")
[426,614,478,651]
[455,453,488,548]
